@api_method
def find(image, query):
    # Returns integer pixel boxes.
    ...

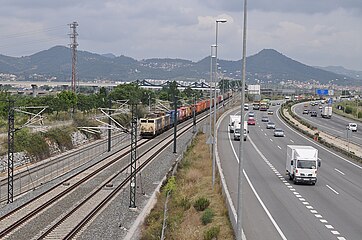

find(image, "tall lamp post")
[209,45,216,156]
[212,18,227,189]
[237,0,247,239]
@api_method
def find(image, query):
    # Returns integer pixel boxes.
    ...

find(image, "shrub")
[164,176,176,195]
[201,208,215,225]
[193,197,210,211]
[345,106,352,114]
[178,196,191,211]
[203,225,220,240]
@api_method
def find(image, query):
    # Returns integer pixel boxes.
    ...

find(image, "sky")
[0,0,361,71]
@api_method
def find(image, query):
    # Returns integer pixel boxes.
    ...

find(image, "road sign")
[328,98,333,104]
[316,89,328,95]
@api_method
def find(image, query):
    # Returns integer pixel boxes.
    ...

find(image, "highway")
[217,104,362,240]
[293,102,361,146]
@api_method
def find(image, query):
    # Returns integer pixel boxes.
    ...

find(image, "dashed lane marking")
[326,185,340,195]
[334,168,345,176]
[248,135,347,240]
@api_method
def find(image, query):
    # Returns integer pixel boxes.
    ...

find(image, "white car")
[274,128,285,137]
[347,123,357,132]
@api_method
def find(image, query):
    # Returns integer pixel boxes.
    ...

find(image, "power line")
[0,25,65,40]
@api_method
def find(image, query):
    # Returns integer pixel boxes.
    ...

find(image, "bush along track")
[141,132,234,240]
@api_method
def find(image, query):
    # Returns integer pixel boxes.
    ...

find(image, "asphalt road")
[218,104,362,240]
[293,102,362,146]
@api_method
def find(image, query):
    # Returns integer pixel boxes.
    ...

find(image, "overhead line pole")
[7,99,15,203]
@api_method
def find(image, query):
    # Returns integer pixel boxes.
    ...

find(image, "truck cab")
[233,121,248,141]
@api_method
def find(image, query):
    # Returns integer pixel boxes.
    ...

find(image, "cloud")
[0,0,360,70]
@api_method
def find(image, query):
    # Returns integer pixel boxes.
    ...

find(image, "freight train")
[140,92,231,137]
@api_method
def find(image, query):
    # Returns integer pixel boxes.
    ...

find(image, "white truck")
[321,106,332,118]
[229,115,241,133]
[233,121,248,141]
[286,145,321,185]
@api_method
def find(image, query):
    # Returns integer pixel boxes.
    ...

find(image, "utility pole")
[69,21,78,93]
[108,97,112,152]
[129,104,137,209]
[193,95,196,133]
[7,99,15,203]
[173,95,178,153]
[237,0,248,239]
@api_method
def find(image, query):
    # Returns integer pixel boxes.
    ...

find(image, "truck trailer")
[228,115,241,133]
[321,106,332,118]
[286,145,321,185]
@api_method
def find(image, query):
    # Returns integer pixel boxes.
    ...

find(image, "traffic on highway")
[217,101,362,240]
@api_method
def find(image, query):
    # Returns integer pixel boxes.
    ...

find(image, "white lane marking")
[334,168,345,176]
[277,146,281,149]
[243,171,288,240]
[277,109,362,170]
[270,138,273,142]
[261,129,263,131]
[228,127,287,240]
[239,121,346,240]
[326,185,340,195]
[290,139,294,143]
[337,237,347,240]
[315,214,323,218]
[325,225,334,229]
[264,133,267,136]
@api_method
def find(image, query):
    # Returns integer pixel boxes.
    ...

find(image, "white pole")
[237,0,248,239]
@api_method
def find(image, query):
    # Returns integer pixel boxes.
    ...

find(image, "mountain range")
[0,46,359,86]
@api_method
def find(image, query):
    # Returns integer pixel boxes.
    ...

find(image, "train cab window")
[148,120,154,123]
[140,119,147,123]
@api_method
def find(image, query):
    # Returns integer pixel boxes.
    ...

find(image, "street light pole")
[237,0,247,239]
[212,19,227,189]
[209,45,216,157]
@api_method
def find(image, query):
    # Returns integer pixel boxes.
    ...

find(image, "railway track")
[0,132,129,204]
[0,108,212,239]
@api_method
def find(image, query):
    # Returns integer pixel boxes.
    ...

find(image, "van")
[310,111,317,117]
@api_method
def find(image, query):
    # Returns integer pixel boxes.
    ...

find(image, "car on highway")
[244,104,249,111]
[277,102,280,105]
[266,122,276,129]
[267,110,273,115]
[248,112,255,118]
[319,105,323,109]
[303,109,309,114]
[274,128,285,137]
[310,111,317,117]
[261,116,269,122]
[347,123,358,132]
[247,117,256,125]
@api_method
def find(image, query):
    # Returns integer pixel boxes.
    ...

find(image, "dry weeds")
[141,133,235,240]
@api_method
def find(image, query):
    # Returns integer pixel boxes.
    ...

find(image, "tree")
[110,83,142,105]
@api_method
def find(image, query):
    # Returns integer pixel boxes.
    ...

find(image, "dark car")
[310,111,317,117]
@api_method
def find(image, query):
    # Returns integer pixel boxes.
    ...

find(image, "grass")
[141,133,235,240]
